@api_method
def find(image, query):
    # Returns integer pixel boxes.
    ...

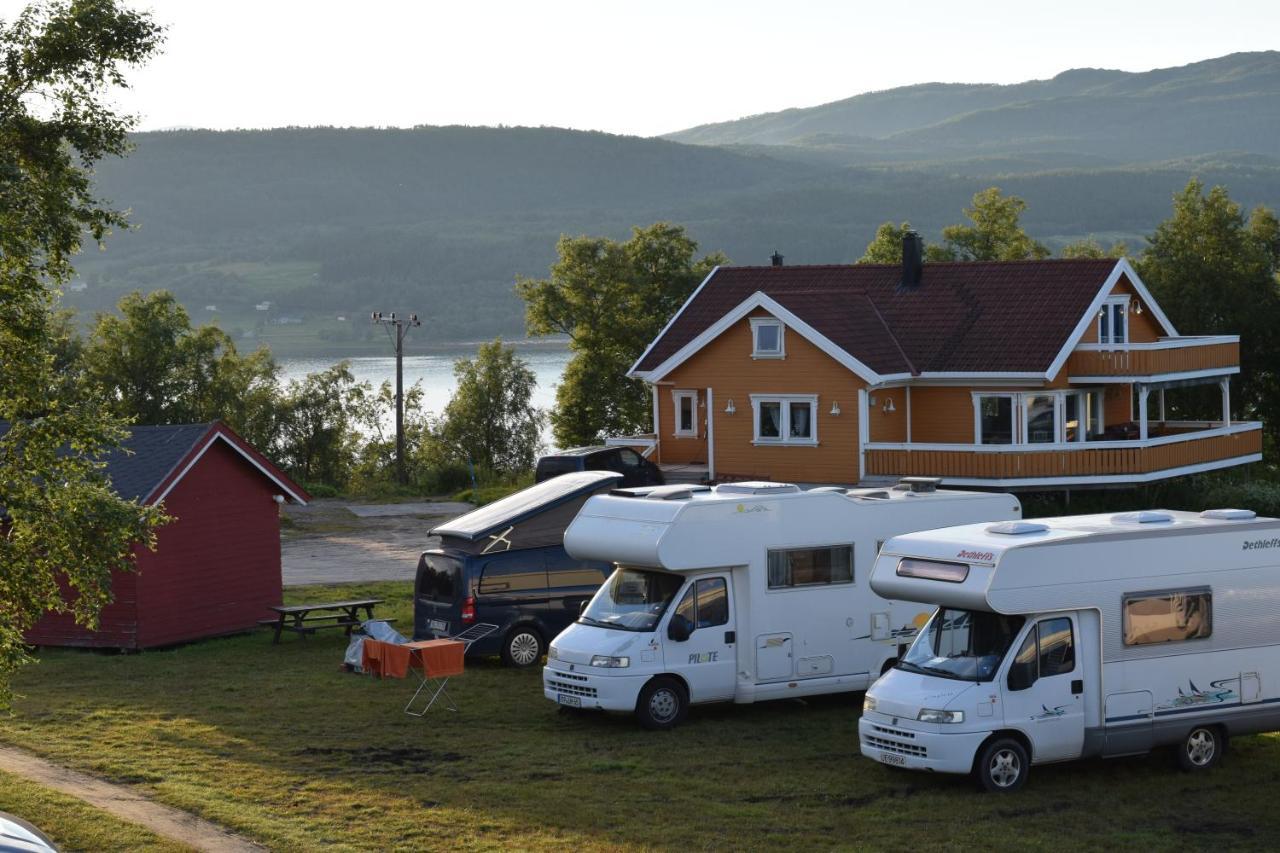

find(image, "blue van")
[414,471,621,667]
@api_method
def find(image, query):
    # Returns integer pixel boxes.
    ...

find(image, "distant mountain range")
[665,52,1280,167]
[67,52,1280,353]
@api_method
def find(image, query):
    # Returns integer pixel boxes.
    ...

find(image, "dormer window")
[751,317,785,359]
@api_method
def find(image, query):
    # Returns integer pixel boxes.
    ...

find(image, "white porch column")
[1220,377,1231,427]
[1159,389,1166,422]
[705,387,715,481]
[858,388,870,483]
[1138,385,1150,441]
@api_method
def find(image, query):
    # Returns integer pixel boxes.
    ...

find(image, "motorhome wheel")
[974,738,1029,793]
[502,627,544,668]
[636,677,688,730]
[1177,726,1224,772]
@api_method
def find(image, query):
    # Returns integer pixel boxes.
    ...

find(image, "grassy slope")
[2,580,1277,851]
[0,770,193,853]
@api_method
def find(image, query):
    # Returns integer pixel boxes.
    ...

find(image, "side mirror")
[667,614,694,642]
[579,600,589,616]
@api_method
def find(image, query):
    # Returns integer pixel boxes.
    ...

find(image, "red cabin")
[26,421,309,649]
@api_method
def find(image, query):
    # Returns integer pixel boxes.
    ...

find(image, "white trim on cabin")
[640,292,888,385]
[628,265,720,378]
[706,387,716,480]
[149,431,309,506]
[1098,295,1131,347]
[864,420,1261,454]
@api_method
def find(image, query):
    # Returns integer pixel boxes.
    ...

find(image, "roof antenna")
[770,250,784,267]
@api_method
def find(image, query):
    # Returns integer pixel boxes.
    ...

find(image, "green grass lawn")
[0,769,193,853]
[2,580,1277,851]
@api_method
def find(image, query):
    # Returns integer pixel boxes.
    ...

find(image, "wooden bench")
[261,599,387,644]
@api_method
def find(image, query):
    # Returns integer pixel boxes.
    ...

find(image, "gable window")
[672,391,698,438]
[750,317,785,358]
[1099,297,1128,346]
[751,395,817,445]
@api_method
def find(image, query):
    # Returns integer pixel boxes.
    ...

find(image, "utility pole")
[371,311,421,484]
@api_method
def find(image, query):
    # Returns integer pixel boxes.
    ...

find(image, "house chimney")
[902,231,923,286]
[770,250,784,267]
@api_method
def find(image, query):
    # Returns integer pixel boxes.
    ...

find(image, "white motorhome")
[543,479,1021,728]
[860,508,1280,792]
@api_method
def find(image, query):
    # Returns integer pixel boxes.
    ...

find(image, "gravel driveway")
[280,499,473,586]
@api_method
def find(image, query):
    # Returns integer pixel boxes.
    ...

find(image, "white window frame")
[973,389,1106,446]
[973,393,1018,445]
[750,317,785,359]
[751,394,818,445]
[1099,297,1129,347]
[672,390,698,438]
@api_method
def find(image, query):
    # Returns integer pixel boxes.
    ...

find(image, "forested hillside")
[65,53,1280,353]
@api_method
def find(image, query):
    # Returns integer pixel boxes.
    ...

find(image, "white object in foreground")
[860,508,1280,791]
[544,480,1021,728]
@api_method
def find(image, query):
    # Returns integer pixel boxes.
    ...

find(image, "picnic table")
[260,598,386,644]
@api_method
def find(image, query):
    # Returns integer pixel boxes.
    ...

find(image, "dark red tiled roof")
[632,259,1120,376]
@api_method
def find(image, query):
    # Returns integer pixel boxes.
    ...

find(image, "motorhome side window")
[1123,589,1212,646]
[767,545,853,589]
[674,577,729,628]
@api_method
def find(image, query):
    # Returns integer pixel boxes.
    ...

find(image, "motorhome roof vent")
[611,484,710,500]
[808,486,848,494]
[986,521,1049,535]
[896,476,942,493]
[1112,510,1175,525]
[715,481,801,496]
[1201,508,1257,521]
[851,489,891,500]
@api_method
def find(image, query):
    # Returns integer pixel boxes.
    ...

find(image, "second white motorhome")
[543,479,1021,728]
[860,508,1280,791]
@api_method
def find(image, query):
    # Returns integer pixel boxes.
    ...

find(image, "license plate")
[878,752,906,766]
[556,694,582,708]
[429,619,448,633]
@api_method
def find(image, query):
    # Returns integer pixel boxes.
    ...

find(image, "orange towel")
[405,639,466,678]
[361,638,413,678]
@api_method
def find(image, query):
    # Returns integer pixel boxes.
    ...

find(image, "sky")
[5,0,1279,137]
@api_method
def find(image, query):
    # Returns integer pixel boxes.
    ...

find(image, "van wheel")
[974,738,1029,793]
[1178,726,1224,772]
[501,627,544,668]
[636,677,687,730]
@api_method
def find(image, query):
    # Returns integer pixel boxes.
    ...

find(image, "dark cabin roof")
[0,421,307,509]
[431,470,623,542]
[632,259,1123,376]
[102,423,217,502]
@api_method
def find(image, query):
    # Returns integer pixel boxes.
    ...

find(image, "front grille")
[553,670,590,682]
[872,724,916,740]
[863,734,927,758]
[548,679,598,698]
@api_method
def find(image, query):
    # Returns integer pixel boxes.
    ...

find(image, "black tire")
[635,677,688,730]
[974,737,1030,793]
[500,626,544,668]
[1177,725,1224,772]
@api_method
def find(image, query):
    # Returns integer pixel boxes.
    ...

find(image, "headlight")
[917,708,964,724]
[547,645,559,661]
[590,655,630,668]
[863,695,877,713]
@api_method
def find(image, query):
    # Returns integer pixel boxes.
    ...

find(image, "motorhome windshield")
[898,608,1025,682]
[579,567,684,632]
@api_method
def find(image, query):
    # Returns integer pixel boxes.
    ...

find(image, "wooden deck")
[864,422,1262,486]
[1067,337,1239,378]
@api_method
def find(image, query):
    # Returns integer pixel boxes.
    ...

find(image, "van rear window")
[1123,588,1212,646]
[896,558,969,583]
[418,555,460,602]
[537,459,580,479]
